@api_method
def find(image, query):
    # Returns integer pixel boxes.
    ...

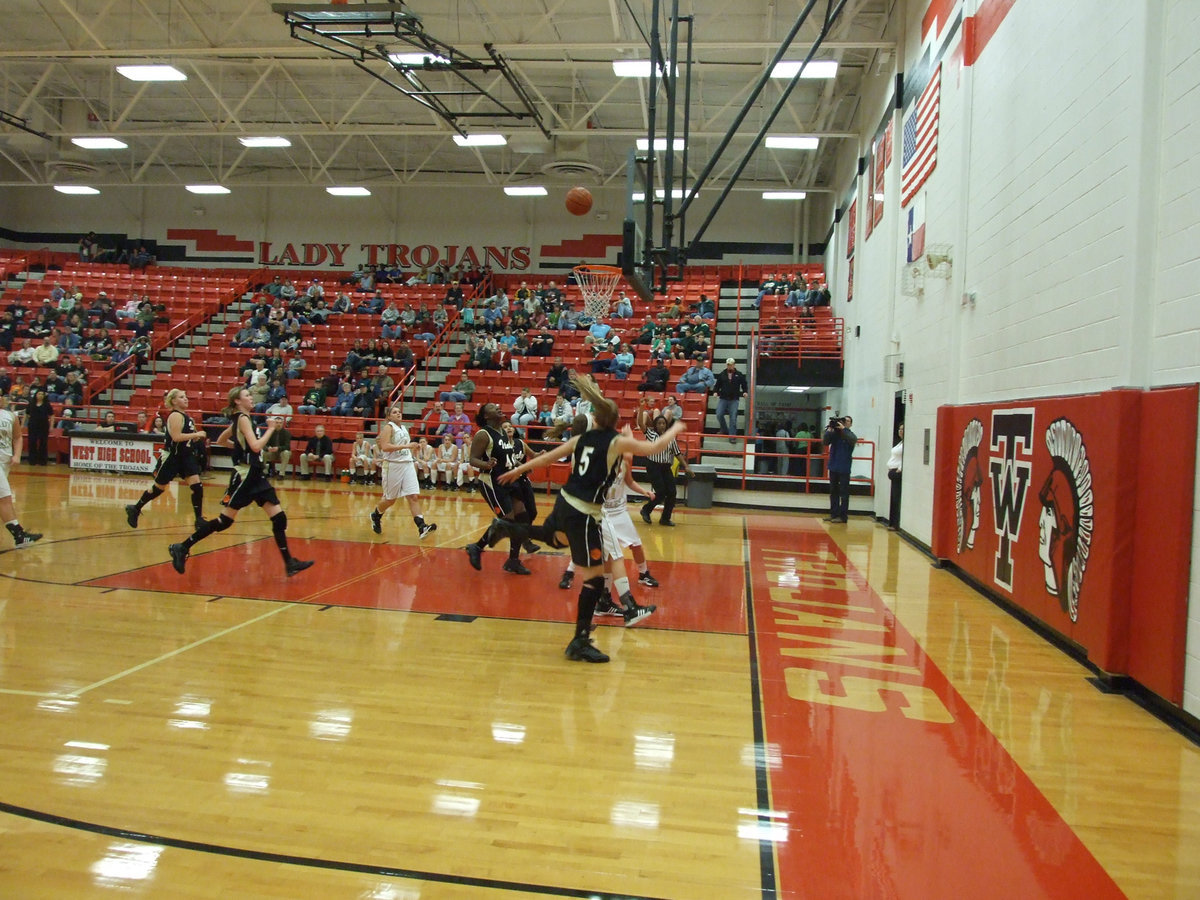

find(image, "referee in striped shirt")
[636,405,690,526]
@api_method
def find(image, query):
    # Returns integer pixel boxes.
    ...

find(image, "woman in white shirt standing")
[887,424,904,530]
[370,405,437,539]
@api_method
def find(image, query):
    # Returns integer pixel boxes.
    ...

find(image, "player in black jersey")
[125,388,209,529]
[462,403,539,575]
[168,386,312,578]
[497,374,685,663]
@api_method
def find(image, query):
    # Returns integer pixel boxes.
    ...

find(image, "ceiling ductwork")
[540,135,601,180]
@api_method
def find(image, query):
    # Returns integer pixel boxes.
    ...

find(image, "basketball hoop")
[573,264,622,320]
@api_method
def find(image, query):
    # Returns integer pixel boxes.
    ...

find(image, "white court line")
[68,605,291,698]
[0,688,67,698]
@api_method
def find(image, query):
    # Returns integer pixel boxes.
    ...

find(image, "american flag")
[901,63,941,207]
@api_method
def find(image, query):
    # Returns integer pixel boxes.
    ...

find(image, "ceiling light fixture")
[71,137,128,150]
[116,65,187,82]
[238,136,291,148]
[762,191,808,200]
[326,186,371,196]
[453,133,507,147]
[53,185,100,195]
[503,185,547,196]
[388,52,450,66]
[765,136,819,150]
[770,60,839,80]
[612,60,677,78]
[636,138,685,152]
[186,185,231,195]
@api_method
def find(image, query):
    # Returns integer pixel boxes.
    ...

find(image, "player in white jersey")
[414,437,436,488]
[558,449,660,624]
[0,392,43,548]
[435,434,463,490]
[349,433,378,483]
[370,405,437,539]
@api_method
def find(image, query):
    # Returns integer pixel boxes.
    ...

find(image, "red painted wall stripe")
[965,0,1018,66]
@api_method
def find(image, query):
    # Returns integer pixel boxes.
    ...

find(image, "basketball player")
[168,387,313,577]
[496,375,685,662]
[349,432,378,483]
[0,392,42,548]
[125,388,209,530]
[435,433,461,490]
[559,441,659,625]
[462,402,537,575]
[370,405,437,539]
[414,437,436,488]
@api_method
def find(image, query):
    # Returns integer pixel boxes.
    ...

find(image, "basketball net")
[573,264,622,320]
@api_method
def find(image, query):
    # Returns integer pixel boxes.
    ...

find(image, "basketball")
[565,186,593,216]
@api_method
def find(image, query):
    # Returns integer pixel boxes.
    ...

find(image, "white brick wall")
[1157,0,1200,716]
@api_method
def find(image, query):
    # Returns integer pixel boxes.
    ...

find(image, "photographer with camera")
[823,415,857,523]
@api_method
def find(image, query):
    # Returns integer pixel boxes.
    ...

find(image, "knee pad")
[212,514,234,533]
[270,511,287,536]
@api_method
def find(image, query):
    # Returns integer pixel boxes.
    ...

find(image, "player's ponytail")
[221,386,245,418]
[570,373,618,430]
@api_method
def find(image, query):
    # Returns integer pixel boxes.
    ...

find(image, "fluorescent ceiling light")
[116,64,187,82]
[783,386,810,393]
[770,60,839,80]
[239,136,291,148]
[632,192,645,203]
[504,185,547,196]
[656,188,685,200]
[186,184,231,195]
[388,52,450,66]
[326,186,371,196]
[453,133,507,147]
[762,191,808,200]
[71,137,127,150]
[612,59,677,78]
[765,136,819,150]
[636,138,685,152]
[53,185,100,195]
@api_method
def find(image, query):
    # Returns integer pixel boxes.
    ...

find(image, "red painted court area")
[747,522,1124,899]
[87,537,749,634]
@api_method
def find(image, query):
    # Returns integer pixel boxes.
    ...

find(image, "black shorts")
[222,467,279,511]
[478,476,536,519]
[153,449,202,485]
[542,495,604,569]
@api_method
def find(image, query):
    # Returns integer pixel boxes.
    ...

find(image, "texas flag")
[906,193,926,263]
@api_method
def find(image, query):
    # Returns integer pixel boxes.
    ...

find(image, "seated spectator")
[48,370,84,404]
[330,381,356,415]
[638,358,670,392]
[434,434,463,489]
[297,378,327,415]
[33,336,59,367]
[529,328,555,357]
[349,383,374,416]
[299,425,334,480]
[480,301,503,333]
[676,354,716,394]
[432,305,448,330]
[263,421,293,477]
[693,294,715,319]
[541,392,574,428]
[420,401,450,439]
[613,291,634,319]
[443,282,464,308]
[255,377,287,413]
[439,373,475,403]
[331,292,353,314]
[285,350,306,381]
[266,392,294,424]
[511,387,538,434]
[349,433,378,483]
[356,291,385,314]
[94,410,118,432]
[414,437,436,486]
[755,273,777,309]
[445,401,472,446]
[661,396,684,422]
[545,357,569,390]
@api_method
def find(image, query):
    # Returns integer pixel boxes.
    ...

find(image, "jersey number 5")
[576,446,593,474]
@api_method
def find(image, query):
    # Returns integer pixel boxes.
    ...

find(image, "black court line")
[742,519,779,900]
[0,800,671,900]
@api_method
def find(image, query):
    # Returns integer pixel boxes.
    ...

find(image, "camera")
[828,416,843,429]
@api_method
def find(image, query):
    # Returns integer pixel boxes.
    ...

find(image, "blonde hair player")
[168,387,313,577]
[559,419,660,625]
[370,405,437,540]
[414,437,436,489]
[126,388,210,530]
[0,392,43,548]
[495,374,684,663]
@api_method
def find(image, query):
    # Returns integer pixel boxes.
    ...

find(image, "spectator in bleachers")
[285,350,306,382]
[528,327,554,357]
[298,377,327,415]
[299,425,335,480]
[330,381,356,416]
[414,437,435,486]
[266,391,294,425]
[662,396,684,422]
[356,290,385,315]
[330,292,352,315]
[265,347,288,378]
[420,401,450,439]
[432,304,448,330]
[344,339,370,373]
[613,291,634,319]
[128,334,151,368]
[95,410,118,432]
[545,357,569,391]
[632,315,658,346]
[232,319,255,348]
[638,358,670,392]
[592,342,634,379]
[481,300,503,333]
[307,297,330,324]
[371,366,394,416]
[392,342,415,373]
[279,280,298,302]
[446,401,471,447]
[676,353,715,394]
[0,312,16,351]
[529,308,549,331]
[648,331,676,361]
[263,421,292,478]
[542,392,573,429]
[693,294,716,319]
[350,383,374,417]
[539,280,563,310]
[255,377,286,413]
[660,297,683,321]
[435,434,462,490]
[57,327,80,352]
[443,282,464,308]
[510,302,531,331]
[785,274,806,307]
[33,336,58,367]
[109,339,133,368]
[558,303,580,330]
[47,370,83,404]
[78,231,99,261]
[511,387,538,435]
[714,358,748,442]
[515,281,532,304]
[350,433,378,483]
[498,325,518,353]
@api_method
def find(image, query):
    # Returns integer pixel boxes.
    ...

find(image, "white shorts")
[0,456,12,501]
[382,460,419,500]
[600,508,641,561]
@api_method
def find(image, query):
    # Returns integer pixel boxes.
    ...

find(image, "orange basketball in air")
[566,186,593,216]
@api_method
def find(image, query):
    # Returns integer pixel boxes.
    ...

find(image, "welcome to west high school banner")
[931,385,1198,706]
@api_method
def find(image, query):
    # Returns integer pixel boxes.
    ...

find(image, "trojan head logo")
[1037,418,1093,622]
[955,419,984,553]
[988,409,1035,592]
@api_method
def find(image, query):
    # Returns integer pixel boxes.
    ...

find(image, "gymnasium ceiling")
[0,0,893,207]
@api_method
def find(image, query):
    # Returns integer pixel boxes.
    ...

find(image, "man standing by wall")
[713,358,748,443]
[823,415,857,523]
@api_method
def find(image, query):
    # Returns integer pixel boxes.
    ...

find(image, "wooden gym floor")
[0,467,1197,899]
